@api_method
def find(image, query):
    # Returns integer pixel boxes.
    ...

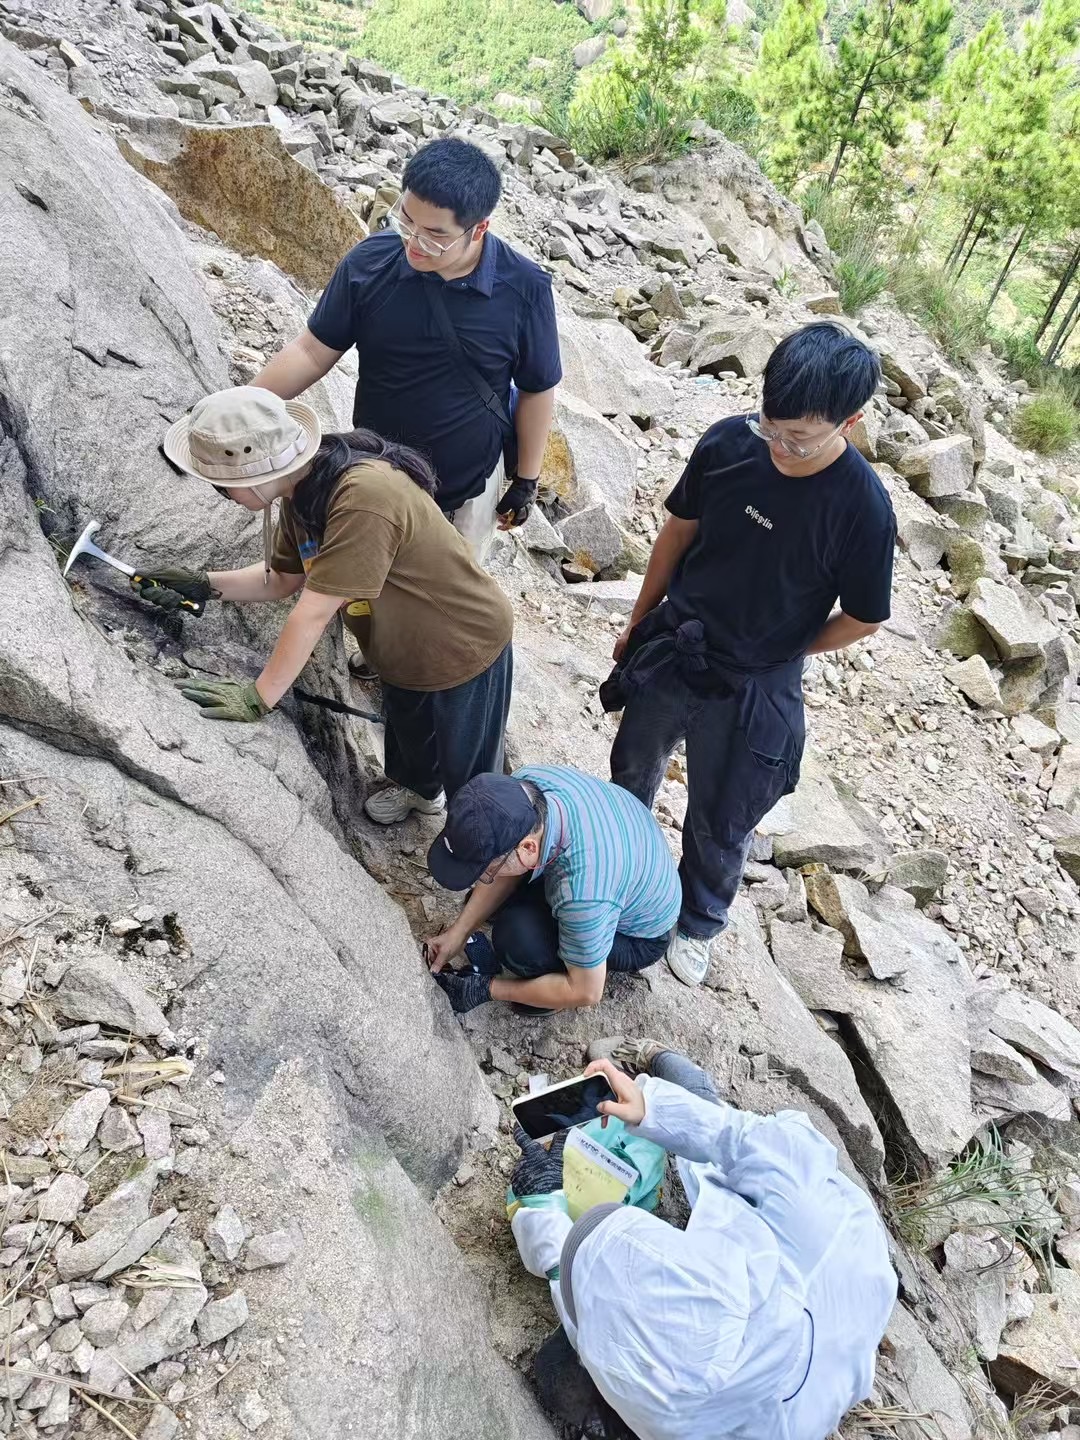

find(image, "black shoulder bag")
[424,280,518,475]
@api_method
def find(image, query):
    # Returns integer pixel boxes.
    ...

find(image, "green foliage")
[1013,381,1080,452]
[691,81,762,151]
[552,74,696,165]
[752,0,829,187]
[890,258,988,362]
[357,0,589,110]
[799,183,889,312]
[555,0,733,165]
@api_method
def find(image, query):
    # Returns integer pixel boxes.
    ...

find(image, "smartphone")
[512,1073,618,1142]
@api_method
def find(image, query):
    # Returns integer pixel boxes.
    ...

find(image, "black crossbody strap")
[424,280,514,435]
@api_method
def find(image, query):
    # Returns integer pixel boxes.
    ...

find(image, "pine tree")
[821,0,953,193]
[752,0,829,188]
[944,0,1080,282]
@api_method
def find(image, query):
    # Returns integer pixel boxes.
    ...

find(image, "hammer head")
[63,520,101,578]
[62,520,135,580]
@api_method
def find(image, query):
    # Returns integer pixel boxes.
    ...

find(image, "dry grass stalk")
[81,1392,140,1440]
[0,798,42,828]
[114,1256,202,1290]
[103,1057,193,1095]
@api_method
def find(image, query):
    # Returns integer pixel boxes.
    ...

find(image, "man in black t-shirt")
[609,324,896,987]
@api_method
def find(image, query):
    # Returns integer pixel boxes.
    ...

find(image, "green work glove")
[130,568,214,617]
[175,678,271,723]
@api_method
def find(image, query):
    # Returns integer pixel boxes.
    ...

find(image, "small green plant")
[1012,382,1080,454]
[797,183,889,314]
[889,259,987,364]
[551,76,697,165]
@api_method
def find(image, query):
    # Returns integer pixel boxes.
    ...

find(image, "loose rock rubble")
[0,898,283,1438]
[2,0,1080,1433]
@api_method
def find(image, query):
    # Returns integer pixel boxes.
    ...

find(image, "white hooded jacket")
[512,1077,897,1440]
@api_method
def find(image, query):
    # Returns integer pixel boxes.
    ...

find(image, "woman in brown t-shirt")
[138,386,514,823]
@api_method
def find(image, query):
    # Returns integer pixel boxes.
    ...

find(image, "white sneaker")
[364,785,445,825]
[666,930,712,987]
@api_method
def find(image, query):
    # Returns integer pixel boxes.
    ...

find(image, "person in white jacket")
[509,1041,898,1440]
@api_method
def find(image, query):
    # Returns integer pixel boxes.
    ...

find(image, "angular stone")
[690,317,777,378]
[83,1167,159,1242]
[141,1405,181,1440]
[999,655,1049,717]
[990,990,1080,1083]
[945,534,994,598]
[979,474,1022,529]
[237,1391,272,1431]
[968,579,1056,661]
[206,1203,245,1262]
[879,349,927,403]
[116,114,366,291]
[99,1103,142,1151]
[137,1107,173,1161]
[94,1208,177,1281]
[81,1298,128,1347]
[243,1229,298,1270]
[768,919,849,1011]
[971,1030,1039,1086]
[50,1087,111,1159]
[1050,743,1080,813]
[934,603,998,662]
[196,1289,248,1344]
[943,1230,1008,1361]
[557,308,673,421]
[555,504,622,574]
[54,956,168,1038]
[991,1267,1080,1401]
[896,436,974,498]
[886,1304,974,1439]
[885,849,948,908]
[758,752,888,872]
[547,390,638,522]
[932,491,992,534]
[945,654,1002,709]
[1011,712,1060,755]
[370,98,423,135]
[38,1171,90,1223]
[50,1318,84,1353]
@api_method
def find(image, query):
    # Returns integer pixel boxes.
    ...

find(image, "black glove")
[130,568,214,617]
[496,475,539,528]
[434,970,492,1013]
[511,1124,568,1198]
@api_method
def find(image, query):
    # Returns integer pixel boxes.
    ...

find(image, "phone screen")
[512,1074,618,1141]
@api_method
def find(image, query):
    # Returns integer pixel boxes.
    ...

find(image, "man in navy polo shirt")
[607,324,896,988]
[253,137,561,561]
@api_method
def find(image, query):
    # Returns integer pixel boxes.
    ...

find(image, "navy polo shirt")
[665,415,896,668]
[308,230,562,510]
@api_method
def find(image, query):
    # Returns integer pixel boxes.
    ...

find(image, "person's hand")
[175,678,270,722]
[585,1058,647,1128]
[434,971,491,1013]
[511,1123,568,1197]
[131,568,214,616]
[612,623,633,664]
[496,475,539,530]
[422,930,467,975]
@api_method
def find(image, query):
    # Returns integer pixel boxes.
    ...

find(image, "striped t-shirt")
[516,765,681,970]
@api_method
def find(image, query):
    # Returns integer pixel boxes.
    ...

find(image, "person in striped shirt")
[423,765,680,1014]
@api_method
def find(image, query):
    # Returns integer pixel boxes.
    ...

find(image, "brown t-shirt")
[272,460,513,691]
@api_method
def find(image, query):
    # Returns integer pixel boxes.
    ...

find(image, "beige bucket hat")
[163,386,321,488]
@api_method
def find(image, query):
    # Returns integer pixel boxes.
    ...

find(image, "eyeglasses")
[386,201,473,258]
[478,848,518,886]
[212,485,232,499]
[745,414,845,460]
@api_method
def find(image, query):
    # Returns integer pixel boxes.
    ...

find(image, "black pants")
[613,673,771,944]
[531,1050,720,1438]
[380,644,512,802]
[491,879,670,978]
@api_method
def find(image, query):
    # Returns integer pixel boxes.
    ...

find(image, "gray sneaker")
[666,930,711,987]
[364,785,445,825]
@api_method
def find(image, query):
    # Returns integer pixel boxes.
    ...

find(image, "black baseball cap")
[427,774,540,890]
